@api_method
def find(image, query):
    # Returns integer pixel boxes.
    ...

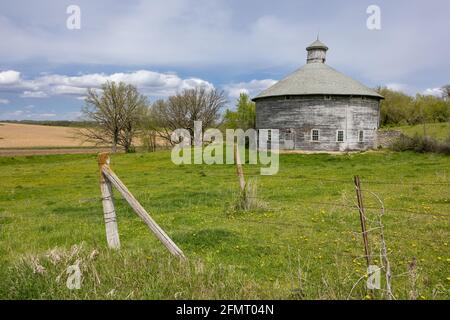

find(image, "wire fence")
[2,172,448,219]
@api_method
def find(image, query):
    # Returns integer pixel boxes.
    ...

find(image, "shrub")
[390,134,450,155]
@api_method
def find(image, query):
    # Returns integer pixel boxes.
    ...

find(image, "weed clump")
[230,178,268,213]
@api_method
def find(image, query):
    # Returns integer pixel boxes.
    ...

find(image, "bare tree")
[145,87,226,145]
[80,81,147,152]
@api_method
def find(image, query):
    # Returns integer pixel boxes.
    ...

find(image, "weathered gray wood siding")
[255,95,380,151]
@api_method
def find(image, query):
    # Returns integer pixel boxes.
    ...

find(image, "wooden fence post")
[234,143,246,193]
[101,164,186,260]
[354,175,371,267]
[98,153,120,249]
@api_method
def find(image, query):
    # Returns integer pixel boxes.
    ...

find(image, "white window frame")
[358,130,364,142]
[336,130,345,142]
[311,129,320,142]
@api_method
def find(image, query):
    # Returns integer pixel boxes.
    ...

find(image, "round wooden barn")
[253,39,384,151]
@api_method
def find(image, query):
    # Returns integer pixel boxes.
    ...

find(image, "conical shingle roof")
[254,39,383,100]
[254,61,383,100]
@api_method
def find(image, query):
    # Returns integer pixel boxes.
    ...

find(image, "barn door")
[284,129,295,149]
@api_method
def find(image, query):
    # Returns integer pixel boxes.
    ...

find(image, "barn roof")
[253,39,383,100]
[254,63,383,100]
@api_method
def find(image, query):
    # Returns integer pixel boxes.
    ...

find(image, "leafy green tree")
[414,94,450,124]
[377,87,414,126]
[376,87,449,127]
[224,93,256,130]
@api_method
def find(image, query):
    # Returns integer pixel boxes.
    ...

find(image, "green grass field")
[0,150,449,299]
[384,122,450,141]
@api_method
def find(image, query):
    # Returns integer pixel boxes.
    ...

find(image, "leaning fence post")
[98,153,120,249]
[101,162,186,260]
[354,175,371,267]
[234,143,246,193]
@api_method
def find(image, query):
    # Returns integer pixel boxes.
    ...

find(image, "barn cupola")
[306,38,328,64]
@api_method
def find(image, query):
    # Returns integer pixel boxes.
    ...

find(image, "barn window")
[324,95,332,100]
[311,129,320,141]
[358,130,364,142]
[336,130,345,142]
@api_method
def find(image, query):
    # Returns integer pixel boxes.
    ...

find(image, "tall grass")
[0,244,271,300]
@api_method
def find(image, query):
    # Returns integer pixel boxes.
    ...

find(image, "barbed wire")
[184,172,450,186]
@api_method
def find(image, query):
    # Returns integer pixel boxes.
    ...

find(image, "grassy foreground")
[0,150,448,299]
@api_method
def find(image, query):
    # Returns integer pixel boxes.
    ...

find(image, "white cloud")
[37,113,56,118]
[0,69,214,99]
[21,90,48,98]
[0,70,21,85]
[0,108,57,120]
[385,83,410,93]
[422,87,443,97]
[223,79,277,100]
[0,98,9,104]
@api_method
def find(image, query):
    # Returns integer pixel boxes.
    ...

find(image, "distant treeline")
[377,86,450,127]
[0,120,96,128]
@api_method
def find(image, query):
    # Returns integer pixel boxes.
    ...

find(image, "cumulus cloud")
[223,79,277,100]
[385,83,411,93]
[0,98,9,104]
[0,108,57,120]
[422,87,443,97]
[0,69,214,99]
[0,70,21,85]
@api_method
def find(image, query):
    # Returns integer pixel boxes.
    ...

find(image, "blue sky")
[0,0,449,120]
